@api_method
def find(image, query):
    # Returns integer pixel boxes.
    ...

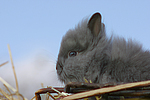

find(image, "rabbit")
[56,12,150,85]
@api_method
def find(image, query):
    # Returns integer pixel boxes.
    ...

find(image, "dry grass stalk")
[0,77,17,92]
[0,61,8,67]
[3,84,14,99]
[46,92,55,100]
[0,87,11,100]
[3,84,12,95]
[7,44,20,100]
[31,96,36,100]
[61,80,150,100]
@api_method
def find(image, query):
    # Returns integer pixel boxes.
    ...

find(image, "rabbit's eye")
[68,51,78,57]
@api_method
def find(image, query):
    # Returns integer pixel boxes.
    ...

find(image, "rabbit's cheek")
[62,61,85,82]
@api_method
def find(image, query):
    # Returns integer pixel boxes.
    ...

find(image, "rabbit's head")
[56,12,110,84]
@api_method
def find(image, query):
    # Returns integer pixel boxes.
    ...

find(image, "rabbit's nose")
[56,63,63,75]
[56,62,63,70]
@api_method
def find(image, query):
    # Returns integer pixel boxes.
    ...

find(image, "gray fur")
[56,12,150,85]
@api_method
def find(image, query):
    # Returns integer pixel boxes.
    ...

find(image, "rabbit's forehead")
[63,38,76,47]
[61,35,88,50]
[62,29,90,46]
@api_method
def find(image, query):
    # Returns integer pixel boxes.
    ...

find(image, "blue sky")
[0,1,150,63]
[0,1,150,99]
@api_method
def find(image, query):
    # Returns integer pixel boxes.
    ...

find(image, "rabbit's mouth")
[64,75,79,83]
[67,75,77,80]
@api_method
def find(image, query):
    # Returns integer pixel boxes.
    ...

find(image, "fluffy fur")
[56,12,150,85]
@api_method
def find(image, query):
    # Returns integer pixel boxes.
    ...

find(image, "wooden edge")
[61,80,150,100]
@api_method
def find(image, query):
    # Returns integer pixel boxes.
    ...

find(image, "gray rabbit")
[56,12,150,85]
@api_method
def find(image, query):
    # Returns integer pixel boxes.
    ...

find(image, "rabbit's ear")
[88,12,102,37]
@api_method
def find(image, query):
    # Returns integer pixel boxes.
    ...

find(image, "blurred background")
[0,0,150,99]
